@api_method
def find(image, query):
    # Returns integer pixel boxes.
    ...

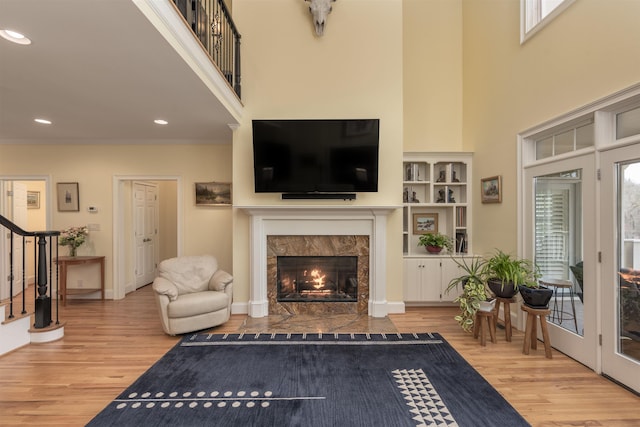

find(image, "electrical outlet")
[88,223,100,231]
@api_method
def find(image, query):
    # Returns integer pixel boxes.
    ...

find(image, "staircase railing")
[173,0,242,98]
[0,214,60,328]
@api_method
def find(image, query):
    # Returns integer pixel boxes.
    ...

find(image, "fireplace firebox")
[277,256,358,302]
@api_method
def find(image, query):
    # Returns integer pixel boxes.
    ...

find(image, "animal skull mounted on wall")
[305,0,336,37]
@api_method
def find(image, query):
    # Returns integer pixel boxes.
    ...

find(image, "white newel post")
[240,206,398,318]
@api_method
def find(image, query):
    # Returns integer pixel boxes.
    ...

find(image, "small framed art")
[195,182,232,206]
[481,175,502,203]
[413,213,438,235]
[57,182,80,212]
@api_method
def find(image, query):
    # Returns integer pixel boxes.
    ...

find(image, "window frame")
[520,0,576,44]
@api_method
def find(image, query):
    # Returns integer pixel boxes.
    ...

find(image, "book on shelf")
[455,232,467,254]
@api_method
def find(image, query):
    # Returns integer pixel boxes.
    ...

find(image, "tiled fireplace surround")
[241,206,396,318]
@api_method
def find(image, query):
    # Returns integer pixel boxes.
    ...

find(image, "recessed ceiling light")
[34,118,52,125]
[0,29,32,45]
[154,119,168,125]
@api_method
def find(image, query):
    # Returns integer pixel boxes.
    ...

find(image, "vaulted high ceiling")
[0,0,239,143]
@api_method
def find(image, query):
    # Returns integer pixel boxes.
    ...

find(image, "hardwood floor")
[1,285,639,426]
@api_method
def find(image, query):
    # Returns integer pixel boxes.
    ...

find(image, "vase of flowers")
[59,226,89,257]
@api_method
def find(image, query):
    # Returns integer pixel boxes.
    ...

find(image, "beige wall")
[0,144,233,294]
[403,0,463,152]
[463,0,640,255]
[232,0,404,305]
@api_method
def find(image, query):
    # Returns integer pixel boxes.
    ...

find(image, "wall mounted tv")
[252,119,379,198]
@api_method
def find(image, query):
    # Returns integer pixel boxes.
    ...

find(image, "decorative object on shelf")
[195,182,232,206]
[27,191,40,209]
[59,225,89,257]
[403,187,409,203]
[413,213,438,235]
[410,191,420,203]
[57,182,80,212]
[436,188,446,203]
[482,249,540,298]
[448,188,455,203]
[481,175,502,203]
[417,232,453,254]
[406,164,413,181]
[451,170,460,182]
[436,170,446,182]
[445,257,493,332]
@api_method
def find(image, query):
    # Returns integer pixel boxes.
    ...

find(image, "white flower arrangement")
[59,226,89,256]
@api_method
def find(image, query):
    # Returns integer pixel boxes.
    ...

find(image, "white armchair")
[152,255,233,335]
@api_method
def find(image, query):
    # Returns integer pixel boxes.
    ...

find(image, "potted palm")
[445,257,494,332]
[481,249,539,298]
[417,232,453,254]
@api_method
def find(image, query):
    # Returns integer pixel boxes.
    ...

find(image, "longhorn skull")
[305,0,336,37]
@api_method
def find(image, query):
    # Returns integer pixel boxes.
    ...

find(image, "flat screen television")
[252,119,379,195]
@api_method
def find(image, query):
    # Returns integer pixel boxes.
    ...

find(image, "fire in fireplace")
[277,256,358,302]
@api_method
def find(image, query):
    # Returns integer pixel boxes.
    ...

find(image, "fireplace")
[267,235,369,315]
[277,256,358,302]
[240,206,396,318]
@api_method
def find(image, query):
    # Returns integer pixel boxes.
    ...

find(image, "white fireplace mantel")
[238,205,399,318]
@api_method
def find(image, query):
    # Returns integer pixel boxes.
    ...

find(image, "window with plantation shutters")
[535,188,570,279]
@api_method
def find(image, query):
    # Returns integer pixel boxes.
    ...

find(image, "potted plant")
[481,249,539,298]
[417,232,453,254]
[519,280,554,308]
[445,257,494,332]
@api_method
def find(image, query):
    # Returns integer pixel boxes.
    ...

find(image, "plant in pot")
[445,257,494,332]
[417,232,453,254]
[481,249,539,299]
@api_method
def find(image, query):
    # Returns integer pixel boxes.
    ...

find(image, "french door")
[524,153,597,369]
[600,144,640,392]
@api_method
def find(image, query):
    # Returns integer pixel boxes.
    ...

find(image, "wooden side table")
[495,297,516,341]
[521,304,552,359]
[473,310,497,346]
[55,256,105,306]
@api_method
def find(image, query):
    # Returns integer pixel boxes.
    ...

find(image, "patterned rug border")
[181,332,444,347]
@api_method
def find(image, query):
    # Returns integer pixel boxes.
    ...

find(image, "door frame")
[522,153,598,370]
[0,176,52,300]
[599,143,640,392]
[112,175,182,300]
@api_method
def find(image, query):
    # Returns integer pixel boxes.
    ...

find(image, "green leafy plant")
[445,257,491,332]
[417,232,453,251]
[481,249,540,291]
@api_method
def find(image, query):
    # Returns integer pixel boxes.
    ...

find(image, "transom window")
[521,0,575,43]
[535,120,594,160]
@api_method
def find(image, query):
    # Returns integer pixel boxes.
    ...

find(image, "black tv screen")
[252,119,379,194]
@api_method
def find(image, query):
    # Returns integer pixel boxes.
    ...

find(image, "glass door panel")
[534,170,583,335]
[601,144,640,393]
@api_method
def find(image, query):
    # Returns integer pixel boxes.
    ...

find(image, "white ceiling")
[0,0,239,143]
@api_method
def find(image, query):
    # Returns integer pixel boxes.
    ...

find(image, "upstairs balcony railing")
[0,214,60,329]
[173,0,242,98]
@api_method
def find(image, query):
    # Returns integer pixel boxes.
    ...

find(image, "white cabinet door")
[403,258,442,302]
[441,258,464,302]
[420,258,442,301]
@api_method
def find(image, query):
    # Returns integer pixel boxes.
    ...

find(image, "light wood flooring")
[0,284,639,426]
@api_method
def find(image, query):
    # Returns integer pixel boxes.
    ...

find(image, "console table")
[55,256,105,306]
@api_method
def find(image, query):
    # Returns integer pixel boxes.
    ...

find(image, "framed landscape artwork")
[27,191,40,209]
[481,175,502,203]
[413,213,438,235]
[195,182,232,206]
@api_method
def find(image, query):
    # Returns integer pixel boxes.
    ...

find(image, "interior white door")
[11,182,27,297]
[133,182,159,289]
[600,144,640,392]
[524,153,597,369]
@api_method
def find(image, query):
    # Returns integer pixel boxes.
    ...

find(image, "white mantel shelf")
[239,205,401,318]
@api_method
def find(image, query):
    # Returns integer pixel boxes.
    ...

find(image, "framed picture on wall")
[27,191,40,209]
[481,175,502,203]
[195,182,232,206]
[413,213,438,235]
[57,182,80,212]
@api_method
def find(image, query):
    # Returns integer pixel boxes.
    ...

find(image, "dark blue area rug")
[87,333,529,427]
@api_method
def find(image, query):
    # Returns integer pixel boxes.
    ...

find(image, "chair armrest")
[153,277,179,301]
[209,269,233,292]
